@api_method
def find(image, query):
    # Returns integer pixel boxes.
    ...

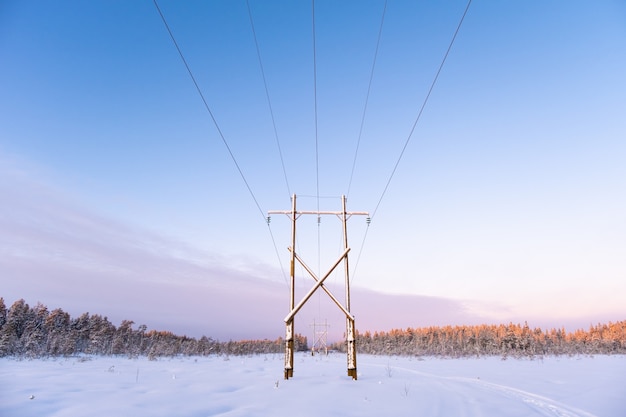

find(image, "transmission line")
[246,0,291,198]
[312,0,320,213]
[154,1,291,287]
[351,0,472,284]
[347,0,388,198]
[370,0,473,220]
[311,0,323,280]
[153,0,266,221]
[244,0,294,286]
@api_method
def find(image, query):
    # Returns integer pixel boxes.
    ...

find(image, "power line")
[246,0,291,198]
[155,0,472,288]
[350,220,371,285]
[266,220,289,286]
[154,0,290,288]
[351,0,472,285]
[370,0,473,220]
[312,0,320,213]
[245,0,292,287]
[153,0,266,221]
[347,0,388,198]
[311,0,322,280]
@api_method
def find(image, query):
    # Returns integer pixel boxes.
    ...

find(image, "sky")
[1,1,625,340]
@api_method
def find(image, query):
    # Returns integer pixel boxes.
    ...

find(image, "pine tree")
[22,302,49,357]
[0,297,7,330]
[46,308,72,355]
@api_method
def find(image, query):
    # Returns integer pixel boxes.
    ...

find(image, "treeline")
[4,297,625,360]
[0,298,307,359]
[332,321,626,358]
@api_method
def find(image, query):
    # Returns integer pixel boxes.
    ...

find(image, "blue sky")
[1,1,625,339]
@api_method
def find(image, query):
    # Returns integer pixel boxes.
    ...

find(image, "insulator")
[266,216,271,225]
[366,217,371,225]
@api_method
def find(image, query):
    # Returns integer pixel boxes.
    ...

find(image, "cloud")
[7,154,588,342]
[0,156,285,338]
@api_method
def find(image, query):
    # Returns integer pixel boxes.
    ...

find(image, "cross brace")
[284,247,352,323]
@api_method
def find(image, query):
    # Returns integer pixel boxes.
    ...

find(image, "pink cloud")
[6,157,599,342]
[1,160,498,341]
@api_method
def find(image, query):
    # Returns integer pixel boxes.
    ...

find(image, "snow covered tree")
[0,297,6,330]
[111,320,134,355]
[71,312,92,353]
[46,308,72,355]
[2,299,30,356]
[87,315,116,355]
[22,302,49,357]
[0,324,16,356]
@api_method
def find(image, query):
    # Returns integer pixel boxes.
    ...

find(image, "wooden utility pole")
[269,194,368,380]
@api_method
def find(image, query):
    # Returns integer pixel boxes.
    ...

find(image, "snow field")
[1,353,624,417]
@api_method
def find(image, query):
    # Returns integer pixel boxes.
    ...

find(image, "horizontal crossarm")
[268,210,368,216]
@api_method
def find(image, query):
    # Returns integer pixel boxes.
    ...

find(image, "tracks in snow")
[361,360,598,417]
[451,376,598,417]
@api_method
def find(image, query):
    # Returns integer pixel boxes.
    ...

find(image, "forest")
[332,321,626,358]
[1,298,625,359]
[0,298,307,359]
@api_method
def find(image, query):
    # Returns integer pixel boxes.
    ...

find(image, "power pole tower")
[269,194,368,380]
[310,319,329,355]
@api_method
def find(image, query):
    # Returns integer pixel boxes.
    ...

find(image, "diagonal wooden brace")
[289,248,354,321]
[284,247,351,323]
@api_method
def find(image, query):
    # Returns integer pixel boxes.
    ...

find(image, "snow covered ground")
[1,353,624,417]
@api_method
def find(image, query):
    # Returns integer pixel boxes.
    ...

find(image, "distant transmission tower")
[310,319,329,355]
[269,194,368,380]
